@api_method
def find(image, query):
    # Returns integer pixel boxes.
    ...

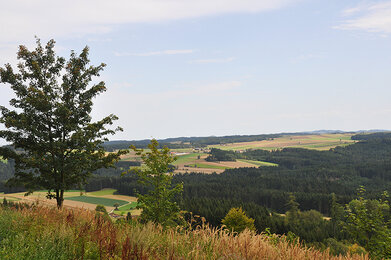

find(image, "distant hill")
[103,130,389,151]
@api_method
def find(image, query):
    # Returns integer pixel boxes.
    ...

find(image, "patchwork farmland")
[116,133,355,174]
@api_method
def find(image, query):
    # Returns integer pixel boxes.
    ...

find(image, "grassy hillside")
[0,204,368,259]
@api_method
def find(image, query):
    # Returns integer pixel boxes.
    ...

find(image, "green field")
[117,202,138,211]
[88,188,116,196]
[65,196,128,207]
[172,153,203,165]
[188,163,230,170]
[114,202,138,215]
[237,159,278,167]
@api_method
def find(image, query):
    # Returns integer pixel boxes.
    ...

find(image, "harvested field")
[4,190,138,213]
[208,134,355,151]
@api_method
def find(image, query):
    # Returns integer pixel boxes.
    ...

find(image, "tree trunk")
[56,189,64,209]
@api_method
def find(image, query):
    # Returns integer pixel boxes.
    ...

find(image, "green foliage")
[206,148,236,162]
[344,186,391,258]
[222,207,255,233]
[323,238,349,256]
[95,204,107,214]
[0,38,126,208]
[125,139,183,226]
[285,193,300,222]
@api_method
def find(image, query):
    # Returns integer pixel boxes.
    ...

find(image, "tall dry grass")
[0,204,369,259]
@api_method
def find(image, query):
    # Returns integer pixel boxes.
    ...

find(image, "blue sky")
[1,0,391,141]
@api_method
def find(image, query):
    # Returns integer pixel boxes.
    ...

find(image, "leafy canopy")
[0,38,126,208]
[125,139,183,226]
[222,207,255,233]
[344,186,391,259]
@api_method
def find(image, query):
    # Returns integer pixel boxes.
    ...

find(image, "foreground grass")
[0,205,369,260]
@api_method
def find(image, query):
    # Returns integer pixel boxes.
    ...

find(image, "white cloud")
[0,0,300,42]
[335,1,391,34]
[189,57,235,64]
[114,49,195,57]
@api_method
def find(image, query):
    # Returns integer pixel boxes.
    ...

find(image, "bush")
[222,207,255,233]
[95,204,107,214]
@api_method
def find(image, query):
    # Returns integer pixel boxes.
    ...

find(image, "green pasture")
[118,202,138,211]
[114,201,138,215]
[172,153,203,165]
[188,163,230,170]
[237,159,278,167]
[65,196,128,207]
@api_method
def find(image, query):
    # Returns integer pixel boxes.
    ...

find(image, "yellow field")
[208,133,355,151]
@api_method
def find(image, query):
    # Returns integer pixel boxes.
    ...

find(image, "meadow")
[0,204,369,259]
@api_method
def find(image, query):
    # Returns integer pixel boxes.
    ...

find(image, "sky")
[1,0,391,142]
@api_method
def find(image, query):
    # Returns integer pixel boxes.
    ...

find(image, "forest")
[80,133,391,256]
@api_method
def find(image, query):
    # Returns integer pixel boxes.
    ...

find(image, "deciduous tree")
[0,38,126,208]
[222,207,255,233]
[126,139,183,226]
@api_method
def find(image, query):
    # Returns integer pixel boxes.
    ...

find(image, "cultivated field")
[173,154,273,174]
[208,133,355,151]
[2,188,138,214]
